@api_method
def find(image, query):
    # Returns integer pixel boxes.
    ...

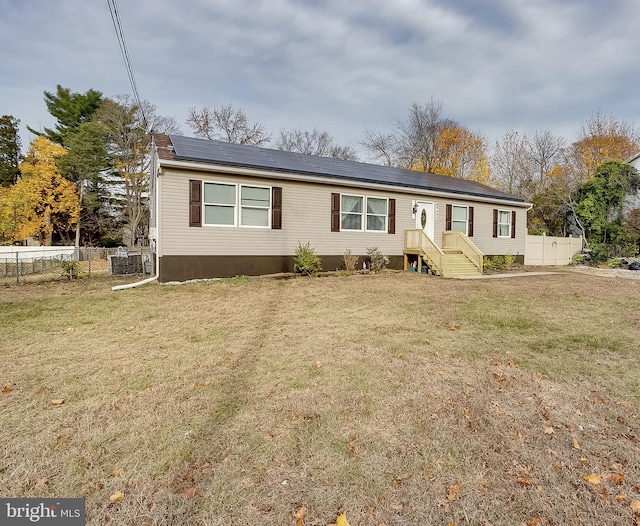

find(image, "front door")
[415,201,435,241]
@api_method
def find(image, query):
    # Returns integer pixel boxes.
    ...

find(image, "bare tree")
[491,130,530,196]
[276,128,358,160]
[361,128,398,166]
[362,99,457,172]
[186,104,271,146]
[525,129,566,186]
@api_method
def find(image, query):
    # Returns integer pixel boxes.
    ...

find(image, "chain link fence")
[0,247,153,285]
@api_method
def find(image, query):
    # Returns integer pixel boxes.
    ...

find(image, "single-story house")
[150,134,531,282]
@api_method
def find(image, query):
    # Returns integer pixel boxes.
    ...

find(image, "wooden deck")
[403,229,483,278]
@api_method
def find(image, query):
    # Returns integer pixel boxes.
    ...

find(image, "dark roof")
[157,134,525,203]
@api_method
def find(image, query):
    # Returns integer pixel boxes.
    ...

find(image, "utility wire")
[106,0,148,130]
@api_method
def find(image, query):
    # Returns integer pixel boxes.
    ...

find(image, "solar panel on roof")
[168,134,525,203]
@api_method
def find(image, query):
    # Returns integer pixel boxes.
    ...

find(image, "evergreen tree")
[28,85,102,147]
[0,115,22,186]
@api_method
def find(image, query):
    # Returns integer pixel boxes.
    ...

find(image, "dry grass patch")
[1,272,640,525]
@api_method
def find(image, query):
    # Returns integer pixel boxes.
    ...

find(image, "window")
[493,209,516,238]
[366,197,388,232]
[341,194,363,230]
[204,183,236,226]
[202,182,272,227]
[451,205,468,234]
[498,210,511,237]
[340,194,389,232]
[240,185,270,227]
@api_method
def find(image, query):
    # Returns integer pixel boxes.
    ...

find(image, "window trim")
[340,193,389,233]
[497,209,512,238]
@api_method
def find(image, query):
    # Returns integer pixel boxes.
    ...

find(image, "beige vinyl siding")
[159,169,403,257]
[158,168,528,258]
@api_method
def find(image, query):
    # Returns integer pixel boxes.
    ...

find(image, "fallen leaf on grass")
[583,474,600,485]
[615,493,627,502]
[631,500,640,515]
[544,426,555,435]
[51,399,64,406]
[572,438,581,450]
[447,480,462,501]
[328,513,351,526]
[35,477,48,488]
[448,324,462,331]
[112,468,124,476]
[603,472,624,485]
[181,487,197,499]
[2,385,12,394]
[316,361,322,369]
[294,506,307,526]
[109,491,124,503]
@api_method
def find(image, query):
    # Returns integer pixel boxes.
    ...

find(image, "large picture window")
[498,210,512,237]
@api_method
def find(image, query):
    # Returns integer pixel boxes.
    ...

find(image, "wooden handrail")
[442,231,483,272]
[404,229,445,273]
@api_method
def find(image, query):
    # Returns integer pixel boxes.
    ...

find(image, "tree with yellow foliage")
[1,137,80,245]
[566,110,640,181]
[429,125,491,184]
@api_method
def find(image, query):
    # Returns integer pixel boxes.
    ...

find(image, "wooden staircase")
[404,230,483,278]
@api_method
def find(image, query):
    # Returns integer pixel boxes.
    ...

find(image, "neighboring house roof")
[154,134,526,204]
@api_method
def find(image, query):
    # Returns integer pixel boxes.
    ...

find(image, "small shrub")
[366,247,389,272]
[571,254,585,265]
[607,257,622,268]
[61,260,80,280]
[483,256,495,271]
[503,253,515,269]
[491,255,506,269]
[342,249,359,274]
[293,242,322,276]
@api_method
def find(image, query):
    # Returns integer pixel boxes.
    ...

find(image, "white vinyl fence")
[525,234,583,266]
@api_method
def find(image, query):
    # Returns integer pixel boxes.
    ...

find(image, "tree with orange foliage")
[2,137,79,245]
[429,125,490,183]
[566,110,640,181]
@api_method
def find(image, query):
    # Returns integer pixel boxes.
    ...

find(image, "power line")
[106,0,148,130]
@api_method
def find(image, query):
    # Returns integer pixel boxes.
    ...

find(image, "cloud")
[2,0,639,156]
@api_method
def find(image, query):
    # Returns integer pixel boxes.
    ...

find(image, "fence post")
[16,252,19,285]
[87,247,91,276]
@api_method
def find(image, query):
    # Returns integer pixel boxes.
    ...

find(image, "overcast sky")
[2,0,639,160]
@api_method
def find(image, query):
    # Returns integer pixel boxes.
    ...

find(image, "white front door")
[415,201,435,241]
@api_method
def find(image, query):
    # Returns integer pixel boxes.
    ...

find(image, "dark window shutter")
[388,198,396,234]
[189,180,202,227]
[271,187,282,229]
[331,193,340,232]
[468,206,474,237]
[493,209,498,238]
[511,210,516,238]
[446,204,452,230]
